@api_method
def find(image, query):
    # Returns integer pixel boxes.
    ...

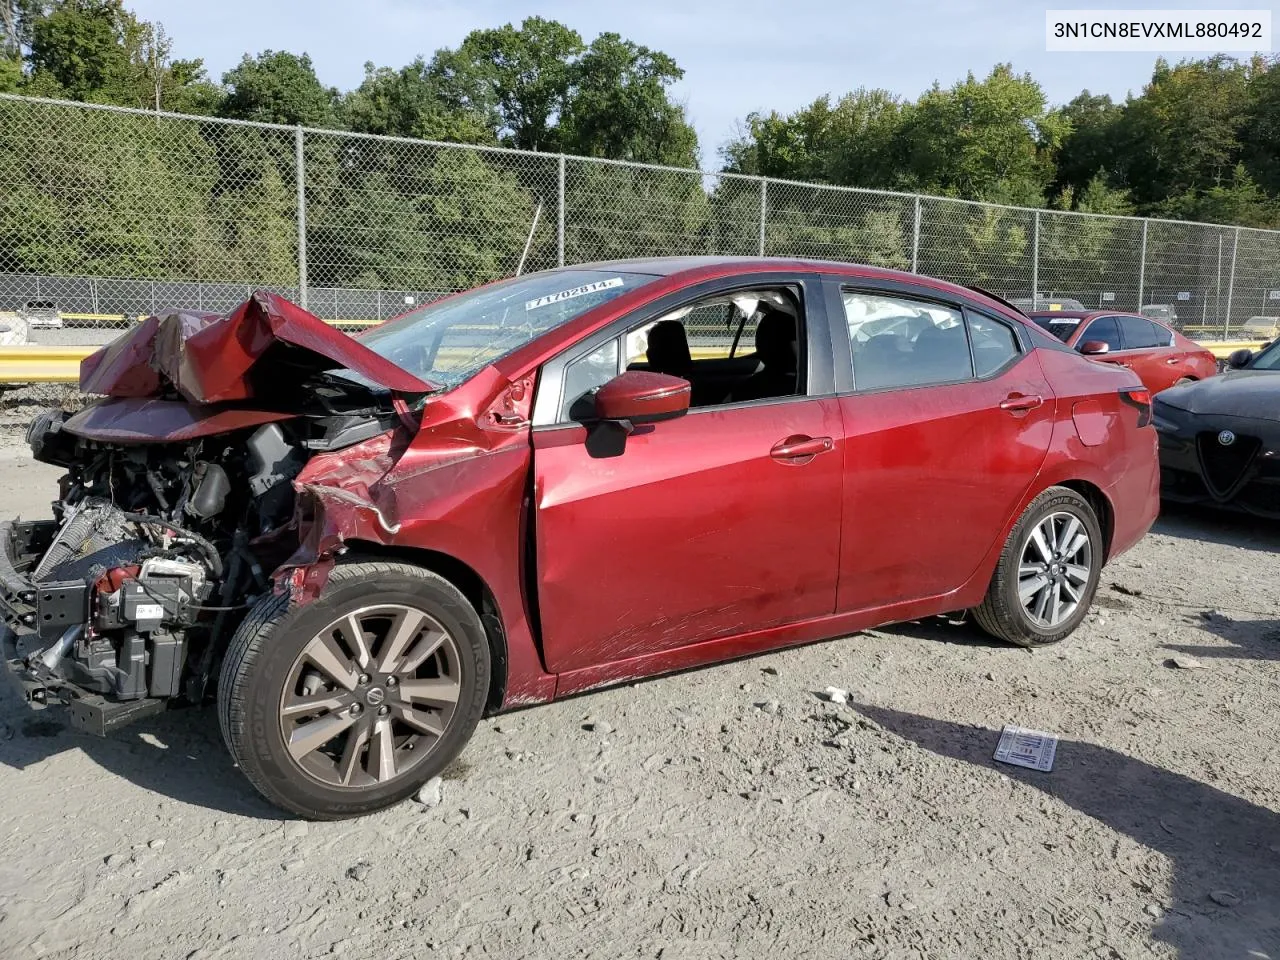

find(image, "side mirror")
[594,370,690,425]
[1079,340,1110,355]
[1227,348,1253,369]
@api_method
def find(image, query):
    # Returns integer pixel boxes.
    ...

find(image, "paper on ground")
[994,725,1058,772]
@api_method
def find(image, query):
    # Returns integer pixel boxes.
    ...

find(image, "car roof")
[1028,310,1151,321]
[552,256,1021,315]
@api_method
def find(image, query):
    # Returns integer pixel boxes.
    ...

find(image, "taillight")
[1118,387,1152,427]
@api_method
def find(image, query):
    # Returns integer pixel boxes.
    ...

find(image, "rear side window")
[842,291,970,390]
[1032,315,1082,343]
[1118,315,1164,349]
[968,312,1021,377]
[1080,315,1122,352]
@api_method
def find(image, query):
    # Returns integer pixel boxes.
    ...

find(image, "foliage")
[3,0,1280,307]
[557,33,697,166]
[219,50,337,126]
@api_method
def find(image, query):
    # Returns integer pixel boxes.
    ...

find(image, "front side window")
[554,286,804,421]
[351,270,652,389]
[1079,315,1122,352]
[560,339,620,420]
[843,291,969,390]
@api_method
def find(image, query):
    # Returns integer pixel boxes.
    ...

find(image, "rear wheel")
[218,562,490,819]
[972,487,1103,647]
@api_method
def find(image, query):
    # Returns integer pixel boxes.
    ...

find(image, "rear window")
[1031,316,1082,342]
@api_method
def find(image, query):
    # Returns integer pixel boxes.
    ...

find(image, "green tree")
[340,58,494,143]
[917,199,1030,292]
[720,89,902,187]
[558,33,697,166]
[1155,164,1278,227]
[308,142,539,290]
[564,159,710,261]
[720,107,830,181]
[445,16,585,151]
[220,50,336,126]
[25,0,138,101]
[1120,56,1250,209]
[1052,92,1123,202]
[1242,55,1280,197]
[0,0,31,88]
[14,2,218,110]
[895,64,1064,205]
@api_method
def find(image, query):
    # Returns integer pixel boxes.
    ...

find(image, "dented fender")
[272,367,555,707]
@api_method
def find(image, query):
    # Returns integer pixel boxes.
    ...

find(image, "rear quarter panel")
[1032,346,1159,560]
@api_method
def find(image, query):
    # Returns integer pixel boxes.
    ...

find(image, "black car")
[1155,341,1280,516]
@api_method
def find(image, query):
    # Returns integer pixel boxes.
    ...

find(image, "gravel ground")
[0,445,1278,960]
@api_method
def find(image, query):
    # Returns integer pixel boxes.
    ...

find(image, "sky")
[128,0,1272,166]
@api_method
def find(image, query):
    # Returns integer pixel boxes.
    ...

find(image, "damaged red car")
[1,258,1159,818]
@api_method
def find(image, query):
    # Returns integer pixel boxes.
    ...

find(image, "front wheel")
[217,562,490,819]
[972,486,1103,647]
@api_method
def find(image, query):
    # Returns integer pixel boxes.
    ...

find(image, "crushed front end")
[1,291,431,735]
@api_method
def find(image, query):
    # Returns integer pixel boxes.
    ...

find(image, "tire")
[1174,377,1194,386]
[972,486,1103,648]
[218,562,490,819]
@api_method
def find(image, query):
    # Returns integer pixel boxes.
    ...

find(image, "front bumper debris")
[1,519,165,733]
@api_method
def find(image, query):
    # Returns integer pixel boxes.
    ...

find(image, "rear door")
[1115,314,1181,392]
[830,282,1055,610]
[530,273,844,675]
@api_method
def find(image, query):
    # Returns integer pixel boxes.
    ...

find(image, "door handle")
[999,393,1044,412]
[1165,358,1180,365]
[770,435,833,461]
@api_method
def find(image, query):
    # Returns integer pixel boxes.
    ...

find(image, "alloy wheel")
[277,604,462,788]
[1017,511,1093,628]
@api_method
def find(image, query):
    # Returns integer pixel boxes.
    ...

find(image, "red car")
[2,258,1159,818]
[1028,309,1216,393]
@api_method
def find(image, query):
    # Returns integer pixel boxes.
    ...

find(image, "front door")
[833,286,1055,610]
[530,276,844,675]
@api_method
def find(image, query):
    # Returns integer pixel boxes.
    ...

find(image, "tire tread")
[972,486,1101,648]
[217,562,488,819]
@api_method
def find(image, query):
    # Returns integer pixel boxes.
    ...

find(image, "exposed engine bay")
[1,389,404,734]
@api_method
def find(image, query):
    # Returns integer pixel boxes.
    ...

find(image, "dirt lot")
[0,440,1278,960]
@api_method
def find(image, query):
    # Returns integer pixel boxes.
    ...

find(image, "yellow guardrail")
[0,339,1272,385]
[1202,340,1268,359]
[0,346,93,383]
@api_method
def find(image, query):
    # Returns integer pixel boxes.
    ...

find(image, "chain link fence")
[3,90,1280,411]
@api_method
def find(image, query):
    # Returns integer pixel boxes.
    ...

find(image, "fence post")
[1137,219,1148,309]
[758,179,768,257]
[1225,226,1240,338]
[911,196,921,273]
[1031,210,1040,301]
[295,126,308,309]
[557,155,566,267]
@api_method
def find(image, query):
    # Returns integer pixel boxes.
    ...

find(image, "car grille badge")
[1196,431,1260,499]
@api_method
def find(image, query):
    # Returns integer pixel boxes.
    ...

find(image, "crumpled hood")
[80,291,434,402]
[1156,370,1280,418]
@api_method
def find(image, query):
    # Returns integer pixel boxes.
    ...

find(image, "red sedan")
[1029,309,1216,393]
[3,258,1159,818]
